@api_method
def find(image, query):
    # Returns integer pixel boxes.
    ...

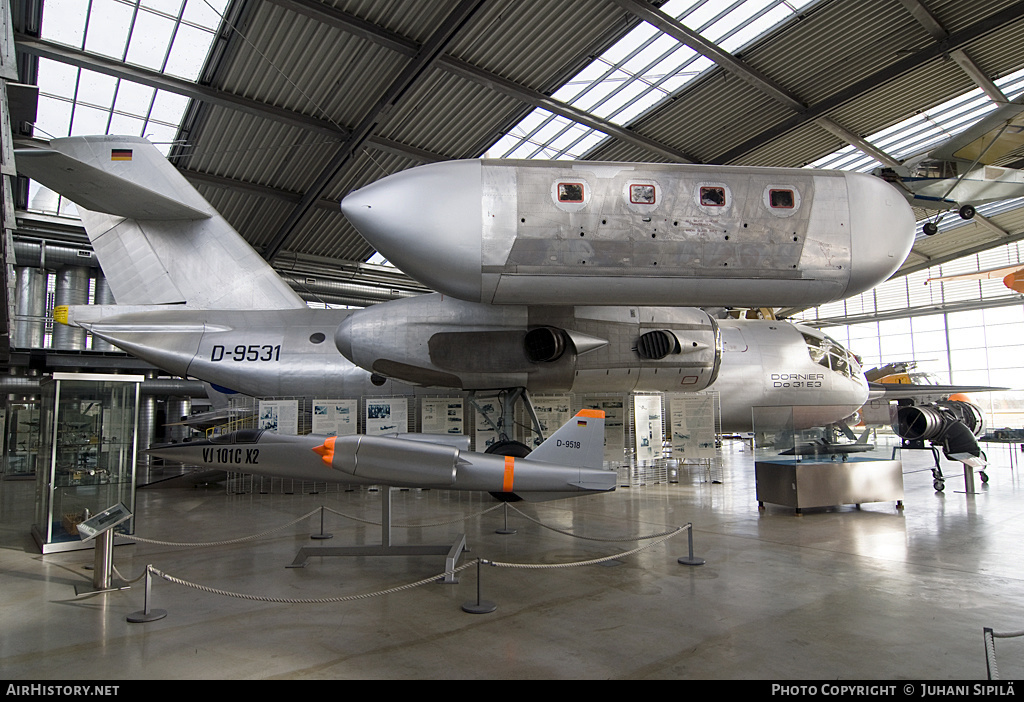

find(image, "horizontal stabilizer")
[16,147,211,221]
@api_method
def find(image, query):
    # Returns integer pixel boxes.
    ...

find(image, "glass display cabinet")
[32,373,143,553]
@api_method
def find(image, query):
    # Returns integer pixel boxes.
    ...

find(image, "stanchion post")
[677,523,705,566]
[462,560,497,614]
[311,505,333,540]
[495,502,517,535]
[127,565,168,623]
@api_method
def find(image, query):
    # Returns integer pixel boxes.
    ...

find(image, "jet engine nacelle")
[892,400,985,461]
[335,293,722,393]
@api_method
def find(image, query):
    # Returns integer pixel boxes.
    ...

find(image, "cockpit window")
[210,429,265,444]
[802,332,856,378]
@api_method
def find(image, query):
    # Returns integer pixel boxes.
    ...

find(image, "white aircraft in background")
[874,95,1024,235]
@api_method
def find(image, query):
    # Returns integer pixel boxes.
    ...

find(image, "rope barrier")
[508,503,686,542]
[147,562,480,605]
[116,494,695,613]
[482,524,688,570]
[126,509,322,547]
[983,627,1024,680]
[321,502,503,528]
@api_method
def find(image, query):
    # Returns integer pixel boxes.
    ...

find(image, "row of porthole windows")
[553,180,801,216]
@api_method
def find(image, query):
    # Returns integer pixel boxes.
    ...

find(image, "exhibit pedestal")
[755,458,904,513]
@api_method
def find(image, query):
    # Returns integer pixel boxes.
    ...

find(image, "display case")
[752,406,903,513]
[32,373,143,553]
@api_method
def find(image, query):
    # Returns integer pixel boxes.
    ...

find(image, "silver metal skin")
[341,159,914,307]
[145,410,615,501]
[16,136,305,310]
[334,293,721,393]
[29,136,880,433]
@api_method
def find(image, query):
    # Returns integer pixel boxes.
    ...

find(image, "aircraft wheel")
[923,222,939,236]
[933,479,945,492]
[958,204,976,220]
[485,439,532,457]
[980,471,989,483]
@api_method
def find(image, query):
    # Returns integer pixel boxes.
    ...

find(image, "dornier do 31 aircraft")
[18,135,924,471]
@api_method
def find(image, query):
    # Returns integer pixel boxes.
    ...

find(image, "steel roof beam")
[709,0,1024,164]
[261,0,487,262]
[268,0,696,163]
[613,0,905,169]
[13,33,447,165]
[897,0,1008,104]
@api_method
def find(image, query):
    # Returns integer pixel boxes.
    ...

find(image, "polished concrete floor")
[2,438,1024,680]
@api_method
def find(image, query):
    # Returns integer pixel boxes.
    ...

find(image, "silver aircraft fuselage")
[65,300,867,432]
[341,159,914,307]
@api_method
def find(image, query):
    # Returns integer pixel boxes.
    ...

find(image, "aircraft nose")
[844,171,915,298]
[341,160,484,302]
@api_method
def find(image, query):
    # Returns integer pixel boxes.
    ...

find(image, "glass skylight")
[26,0,229,215]
[806,66,1024,173]
[484,0,820,160]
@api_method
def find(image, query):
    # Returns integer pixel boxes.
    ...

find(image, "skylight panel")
[29,0,230,216]
[486,0,823,159]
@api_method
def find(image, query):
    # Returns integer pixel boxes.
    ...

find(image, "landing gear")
[923,221,939,236]
[958,204,976,220]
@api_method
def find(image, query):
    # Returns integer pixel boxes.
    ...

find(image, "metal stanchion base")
[310,533,333,540]
[677,556,706,566]
[127,609,167,623]
[462,600,497,614]
[495,528,517,535]
[74,583,130,597]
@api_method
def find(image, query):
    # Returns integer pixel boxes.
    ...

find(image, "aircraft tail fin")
[16,136,305,310]
[527,409,606,470]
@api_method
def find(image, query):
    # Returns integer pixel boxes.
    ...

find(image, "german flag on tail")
[110,149,133,161]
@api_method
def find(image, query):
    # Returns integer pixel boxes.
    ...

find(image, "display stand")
[287,487,467,583]
[753,406,904,513]
[892,440,988,493]
[74,503,133,596]
[32,373,143,554]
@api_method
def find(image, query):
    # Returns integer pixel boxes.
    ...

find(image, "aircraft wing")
[926,95,1024,166]
[868,381,1008,401]
[15,147,211,220]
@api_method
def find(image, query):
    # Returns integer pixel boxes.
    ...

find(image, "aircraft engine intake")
[893,400,985,461]
[524,326,567,362]
[636,330,680,360]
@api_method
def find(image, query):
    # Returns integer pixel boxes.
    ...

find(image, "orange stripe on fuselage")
[503,455,515,492]
[576,409,605,419]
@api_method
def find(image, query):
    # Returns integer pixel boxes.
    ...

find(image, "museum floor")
[2,438,1024,681]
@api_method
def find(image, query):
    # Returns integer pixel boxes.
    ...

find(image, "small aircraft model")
[778,435,875,461]
[874,94,1024,235]
[147,409,615,502]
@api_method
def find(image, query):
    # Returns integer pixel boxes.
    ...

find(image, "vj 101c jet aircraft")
[146,409,615,502]
[18,136,914,444]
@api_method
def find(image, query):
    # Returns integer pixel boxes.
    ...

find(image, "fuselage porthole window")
[558,182,584,203]
[700,186,726,206]
[770,189,795,208]
[630,184,656,204]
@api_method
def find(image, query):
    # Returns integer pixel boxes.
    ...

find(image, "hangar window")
[558,182,585,203]
[700,186,726,207]
[769,189,795,209]
[630,184,656,204]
